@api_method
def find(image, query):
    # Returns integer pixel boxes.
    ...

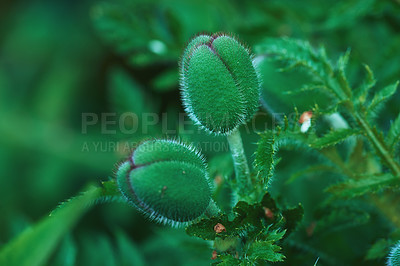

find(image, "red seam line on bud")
[205,36,245,104]
[124,159,158,219]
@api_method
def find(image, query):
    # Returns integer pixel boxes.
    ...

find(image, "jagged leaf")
[367,81,399,117]
[233,201,265,231]
[354,64,376,104]
[260,193,279,214]
[255,38,329,80]
[282,204,304,236]
[388,112,400,153]
[255,38,349,100]
[212,255,241,265]
[247,230,286,262]
[254,131,277,187]
[327,173,398,198]
[282,84,327,95]
[186,193,282,241]
[335,48,352,97]
[311,128,359,149]
[185,202,262,241]
[185,215,231,241]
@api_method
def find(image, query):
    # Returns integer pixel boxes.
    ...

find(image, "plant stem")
[227,128,252,198]
[353,113,400,178]
[328,66,400,178]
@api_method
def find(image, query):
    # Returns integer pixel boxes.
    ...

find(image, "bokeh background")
[1,0,400,265]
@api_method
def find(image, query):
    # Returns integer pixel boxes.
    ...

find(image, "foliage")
[2,0,400,265]
[186,193,302,263]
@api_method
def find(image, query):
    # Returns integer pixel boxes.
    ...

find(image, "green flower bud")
[180,33,261,135]
[388,241,400,266]
[116,139,212,226]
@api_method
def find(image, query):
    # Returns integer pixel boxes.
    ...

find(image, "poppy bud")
[116,140,212,226]
[180,33,261,135]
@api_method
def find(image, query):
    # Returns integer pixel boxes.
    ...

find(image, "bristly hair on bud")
[116,139,213,227]
[179,32,261,135]
[388,241,400,266]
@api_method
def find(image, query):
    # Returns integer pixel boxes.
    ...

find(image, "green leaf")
[186,193,280,241]
[185,215,231,241]
[282,84,328,95]
[311,128,359,149]
[365,238,391,260]
[186,204,263,241]
[388,112,400,153]
[255,38,329,80]
[354,64,376,104]
[212,255,241,265]
[247,241,283,261]
[282,204,304,236]
[255,38,348,100]
[265,229,286,242]
[254,131,277,187]
[49,234,76,266]
[367,81,399,117]
[335,48,352,97]
[327,173,398,198]
[260,193,279,214]
[0,186,102,266]
[247,230,286,262]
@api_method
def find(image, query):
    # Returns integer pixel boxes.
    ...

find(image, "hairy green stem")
[227,128,252,198]
[354,113,400,178]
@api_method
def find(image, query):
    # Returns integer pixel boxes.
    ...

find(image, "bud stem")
[226,128,251,198]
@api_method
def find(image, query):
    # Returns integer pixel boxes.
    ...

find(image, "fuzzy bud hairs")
[116,139,212,227]
[179,33,261,135]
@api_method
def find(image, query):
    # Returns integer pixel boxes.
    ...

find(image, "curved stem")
[227,128,251,198]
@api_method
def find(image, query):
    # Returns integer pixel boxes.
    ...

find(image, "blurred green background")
[1,0,400,265]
